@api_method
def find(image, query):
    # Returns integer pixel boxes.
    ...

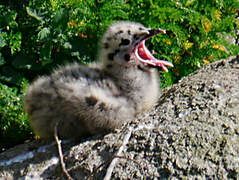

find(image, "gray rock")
[0,56,238,179]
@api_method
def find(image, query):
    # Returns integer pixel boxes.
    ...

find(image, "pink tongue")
[138,43,151,60]
[137,41,173,72]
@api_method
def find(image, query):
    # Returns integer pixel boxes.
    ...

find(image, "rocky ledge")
[0,56,238,179]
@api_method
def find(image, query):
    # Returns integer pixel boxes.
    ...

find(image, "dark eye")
[119,38,130,46]
[139,27,144,31]
[104,43,109,49]
[124,54,130,61]
[108,53,114,61]
[116,30,123,35]
[106,64,113,69]
[85,96,98,106]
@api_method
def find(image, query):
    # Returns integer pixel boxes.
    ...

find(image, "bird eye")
[106,37,112,41]
[119,38,130,46]
[108,53,114,61]
[124,54,130,61]
[104,43,109,49]
[115,30,124,35]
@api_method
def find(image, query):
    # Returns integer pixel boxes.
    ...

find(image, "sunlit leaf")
[184,40,193,50]
[185,0,196,7]
[212,44,229,54]
[213,10,222,20]
[26,7,43,22]
[201,17,211,33]
[203,59,210,65]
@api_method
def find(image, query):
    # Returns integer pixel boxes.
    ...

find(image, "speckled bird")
[24,21,173,139]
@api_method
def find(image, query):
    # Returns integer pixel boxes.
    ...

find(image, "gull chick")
[24,21,173,139]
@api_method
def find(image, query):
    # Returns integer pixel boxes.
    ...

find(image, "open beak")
[134,28,173,72]
[148,28,166,36]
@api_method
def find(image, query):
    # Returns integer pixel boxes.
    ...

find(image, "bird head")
[98,21,173,72]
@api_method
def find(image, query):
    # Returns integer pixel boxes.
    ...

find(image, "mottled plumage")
[24,21,173,139]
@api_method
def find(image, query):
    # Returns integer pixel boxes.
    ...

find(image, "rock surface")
[0,56,238,179]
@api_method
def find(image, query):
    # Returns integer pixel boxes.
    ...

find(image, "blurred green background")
[0,0,238,151]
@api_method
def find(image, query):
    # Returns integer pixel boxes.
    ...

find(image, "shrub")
[0,0,238,87]
[0,80,33,151]
[0,0,131,85]
[127,0,239,86]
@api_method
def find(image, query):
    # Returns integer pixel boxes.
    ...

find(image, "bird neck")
[103,64,159,113]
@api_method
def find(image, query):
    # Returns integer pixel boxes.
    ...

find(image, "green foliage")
[0,80,33,151]
[0,0,238,86]
[0,0,238,147]
[0,5,21,55]
[127,0,239,84]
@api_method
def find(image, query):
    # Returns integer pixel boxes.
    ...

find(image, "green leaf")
[0,52,5,66]
[40,42,52,65]
[37,27,51,41]
[26,7,43,22]
[63,42,72,49]
[0,52,6,66]
[52,8,69,29]
[9,31,22,54]
[0,31,7,48]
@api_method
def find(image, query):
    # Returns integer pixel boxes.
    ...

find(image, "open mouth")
[133,30,174,72]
